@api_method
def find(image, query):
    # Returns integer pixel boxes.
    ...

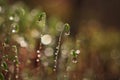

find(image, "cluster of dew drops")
[53,23,81,72]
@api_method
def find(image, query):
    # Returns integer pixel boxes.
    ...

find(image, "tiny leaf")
[38,12,46,27]
[72,50,77,57]
[1,61,8,70]
[64,23,70,32]
[38,12,46,21]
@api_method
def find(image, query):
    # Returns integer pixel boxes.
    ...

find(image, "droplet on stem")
[75,50,80,54]
[11,23,19,33]
[65,31,70,36]
[72,57,77,63]
[36,59,40,62]
[53,69,56,71]
[9,16,14,20]
[37,54,41,57]
[37,50,40,53]
[64,23,70,36]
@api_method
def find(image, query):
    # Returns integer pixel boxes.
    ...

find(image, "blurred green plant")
[0,0,80,80]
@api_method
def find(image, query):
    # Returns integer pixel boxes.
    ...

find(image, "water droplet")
[15,56,18,58]
[14,36,28,47]
[37,54,41,57]
[9,16,14,20]
[54,65,56,68]
[36,59,40,62]
[72,58,77,63]
[11,23,19,33]
[5,69,8,72]
[13,60,16,63]
[76,50,80,54]
[55,52,58,55]
[65,31,70,36]
[56,46,59,49]
[54,60,57,62]
[53,69,56,71]
[12,29,16,33]
[64,75,67,78]
[15,75,19,79]
[37,50,40,53]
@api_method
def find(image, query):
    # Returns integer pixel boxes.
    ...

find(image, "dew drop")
[53,69,56,71]
[55,52,58,55]
[36,59,40,62]
[54,60,57,62]
[65,31,70,36]
[37,54,41,58]
[12,29,16,33]
[37,50,40,53]
[15,56,18,58]
[11,23,19,33]
[15,75,19,79]
[5,69,8,72]
[54,65,56,68]
[76,50,80,54]
[56,46,59,49]
[72,58,77,63]
[13,60,16,63]
[9,16,14,20]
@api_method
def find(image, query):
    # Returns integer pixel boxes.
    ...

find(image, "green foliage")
[0,1,80,80]
[1,61,8,71]
[0,73,4,80]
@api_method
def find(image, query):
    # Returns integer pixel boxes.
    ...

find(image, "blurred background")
[0,0,120,80]
[10,0,120,35]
